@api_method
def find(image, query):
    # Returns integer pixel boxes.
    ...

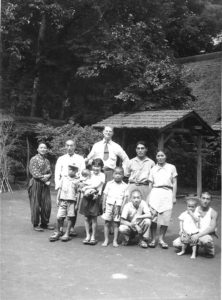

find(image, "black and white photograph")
[0,0,221,299]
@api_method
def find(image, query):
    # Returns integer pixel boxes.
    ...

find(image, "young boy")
[101,167,128,247]
[49,163,79,242]
[119,190,152,248]
[177,198,200,259]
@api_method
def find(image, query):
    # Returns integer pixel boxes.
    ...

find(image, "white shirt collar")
[103,138,112,144]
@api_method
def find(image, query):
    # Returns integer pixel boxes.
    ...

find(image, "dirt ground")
[0,190,221,300]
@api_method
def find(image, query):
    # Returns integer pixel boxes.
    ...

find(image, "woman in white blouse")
[146,149,178,249]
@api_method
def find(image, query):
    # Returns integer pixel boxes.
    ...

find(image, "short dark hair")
[156,148,167,156]
[38,142,48,148]
[136,141,147,148]
[92,158,104,168]
[114,166,124,174]
[130,189,142,198]
[186,197,198,206]
[201,191,212,199]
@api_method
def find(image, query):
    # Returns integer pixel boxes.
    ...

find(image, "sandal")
[148,241,156,248]
[49,232,62,242]
[60,235,72,242]
[139,240,148,249]
[82,238,91,245]
[159,240,168,249]
[89,239,98,245]
[70,231,78,237]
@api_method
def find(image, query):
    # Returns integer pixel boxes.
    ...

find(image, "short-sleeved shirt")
[178,211,199,234]
[103,180,128,206]
[126,156,155,184]
[59,176,79,201]
[121,200,150,222]
[148,163,178,187]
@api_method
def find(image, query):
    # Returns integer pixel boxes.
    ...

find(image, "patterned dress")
[28,154,52,227]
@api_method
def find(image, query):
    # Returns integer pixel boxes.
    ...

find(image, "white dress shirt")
[54,153,85,190]
[87,139,129,172]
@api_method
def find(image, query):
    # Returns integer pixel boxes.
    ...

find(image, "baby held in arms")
[80,169,100,200]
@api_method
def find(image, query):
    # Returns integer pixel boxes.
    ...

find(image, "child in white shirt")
[49,163,79,242]
[177,198,200,259]
[101,167,128,247]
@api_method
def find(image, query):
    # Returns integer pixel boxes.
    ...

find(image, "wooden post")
[122,129,126,149]
[26,136,30,181]
[158,132,164,149]
[197,135,202,197]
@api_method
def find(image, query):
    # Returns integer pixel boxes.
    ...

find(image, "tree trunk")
[30,13,46,117]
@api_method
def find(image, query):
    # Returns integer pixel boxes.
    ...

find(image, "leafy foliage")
[1,0,221,123]
[35,122,103,158]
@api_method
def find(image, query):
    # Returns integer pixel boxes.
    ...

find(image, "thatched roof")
[181,52,221,125]
[93,110,191,129]
[93,109,215,135]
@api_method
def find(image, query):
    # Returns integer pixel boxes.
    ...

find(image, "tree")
[35,122,103,158]
[1,0,74,117]
[160,0,222,57]
[2,0,220,123]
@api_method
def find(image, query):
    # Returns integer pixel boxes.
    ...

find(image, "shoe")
[41,224,55,230]
[34,226,44,232]
[70,230,78,237]
[148,241,156,248]
[60,235,72,242]
[49,232,62,242]
[139,240,148,249]
[159,240,168,249]
[89,239,98,245]
[82,238,91,245]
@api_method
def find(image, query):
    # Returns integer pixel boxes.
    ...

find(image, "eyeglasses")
[137,147,145,150]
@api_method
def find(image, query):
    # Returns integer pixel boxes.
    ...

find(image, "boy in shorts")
[49,163,79,242]
[101,167,128,247]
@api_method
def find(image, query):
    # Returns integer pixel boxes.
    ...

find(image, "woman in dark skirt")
[28,143,54,231]
[79,159,105,245]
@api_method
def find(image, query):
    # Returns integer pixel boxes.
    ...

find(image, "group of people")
[28,126,218,258]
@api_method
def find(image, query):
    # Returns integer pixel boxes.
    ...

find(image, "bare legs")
[159,225,168,244]
[149,222,168,248]
[62,217,75,239]
[84,216,97,242]
[102,221,119,247]
[177,244,197,259]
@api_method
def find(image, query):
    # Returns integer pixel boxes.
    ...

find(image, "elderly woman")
[147,149,177,249]
[28,143,54,231]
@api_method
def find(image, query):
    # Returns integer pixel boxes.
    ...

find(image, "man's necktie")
[103,142,109,161]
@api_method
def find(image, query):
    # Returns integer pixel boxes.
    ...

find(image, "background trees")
[2,0,221,124]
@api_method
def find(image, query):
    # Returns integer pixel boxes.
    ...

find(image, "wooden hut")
[93,109,217,197]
